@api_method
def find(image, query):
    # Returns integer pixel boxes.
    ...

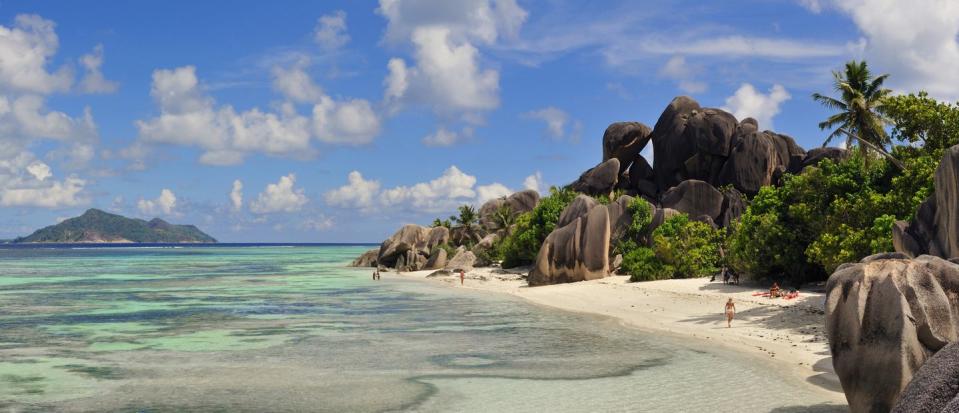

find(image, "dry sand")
[394,266,847,404]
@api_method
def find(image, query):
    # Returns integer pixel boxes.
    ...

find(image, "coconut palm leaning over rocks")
[813,60,902,168]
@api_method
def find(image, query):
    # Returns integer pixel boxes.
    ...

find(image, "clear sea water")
[0,244,844,412]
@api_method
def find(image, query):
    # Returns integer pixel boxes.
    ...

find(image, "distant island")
[14,208,217,244]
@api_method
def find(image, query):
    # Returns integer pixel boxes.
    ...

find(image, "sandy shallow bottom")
[398,266,848,410]
[0,246,846,412]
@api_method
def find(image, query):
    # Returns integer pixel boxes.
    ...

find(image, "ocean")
[0,244,842,412]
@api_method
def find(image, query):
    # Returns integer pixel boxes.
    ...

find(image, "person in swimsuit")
[725,298,736,328]
[459,269,465,285]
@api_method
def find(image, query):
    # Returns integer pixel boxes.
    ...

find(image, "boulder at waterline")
[378,224,432,267]
[425,248,448,270]
[446,250,477,272]
[825,254,959,412]
[350,248,379,267]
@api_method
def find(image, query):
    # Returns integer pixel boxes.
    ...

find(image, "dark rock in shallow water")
[826,254,959,412]
[350,248,379,267]
[893,341,959,413]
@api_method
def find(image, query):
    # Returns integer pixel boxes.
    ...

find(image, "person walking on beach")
[459,269,465,285]
[725,298,736,328]
[726,298,736,328]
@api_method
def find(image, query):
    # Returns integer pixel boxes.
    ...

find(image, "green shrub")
[651,214,723,278]
[497,187,578,268]
[727,147,935,285]
[624,247,673,282]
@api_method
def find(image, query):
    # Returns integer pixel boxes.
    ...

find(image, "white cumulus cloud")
[323,171,382,211]
[138,188,177,216]
[78,44,118,94]
[523,171,544,194]
[832,0,959,101]
[251,174,308,214]
[722,83,791,130]
[230,179,243,211]
[314,10,350,50]
[0,14,73,94]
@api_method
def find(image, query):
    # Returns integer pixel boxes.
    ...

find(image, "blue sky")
[1,0,957,242]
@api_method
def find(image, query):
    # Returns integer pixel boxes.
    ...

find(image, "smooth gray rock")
[687,108,738,157]
[377,224,432,267]
[570,158,620,196]
[445,250,477,272]
[825,255,959,412]
[529,204,611,286]
[766,131,807,174]
[660,180,724,222]
[425,248,448,270]
[350,248,379,267]
[802,147,850,169]
[651,96,701,191]
[602,121,652,174]
[719,187,747,228]
[557,194,600,229]
[477,189,541,233]
[718,131,782,195]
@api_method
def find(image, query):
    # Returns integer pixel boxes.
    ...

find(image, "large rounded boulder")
[477,189,541,233]
[825,254,959,412]
[378,224,432,267]
[602,122,651,175]
[570,158,620,196]
[529,200,611,286]
[801,147,850,170]
[350,248,379,267]
[717,131,783,195]
[660,179,724,223]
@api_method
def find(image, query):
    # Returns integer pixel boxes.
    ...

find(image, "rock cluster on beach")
[356,96,849,285]
[352,190,540,272]
[825,143,959,413]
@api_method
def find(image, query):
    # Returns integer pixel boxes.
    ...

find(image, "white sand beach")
[395,267,847,405]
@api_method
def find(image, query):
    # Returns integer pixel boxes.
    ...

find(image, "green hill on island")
[14,209,217,243]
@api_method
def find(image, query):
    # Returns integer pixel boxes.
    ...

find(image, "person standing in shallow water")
[725,298,736,328]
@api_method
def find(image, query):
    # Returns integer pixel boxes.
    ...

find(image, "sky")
[1,0,957,242]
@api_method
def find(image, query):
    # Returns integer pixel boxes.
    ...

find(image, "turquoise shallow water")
[0,245,843,412]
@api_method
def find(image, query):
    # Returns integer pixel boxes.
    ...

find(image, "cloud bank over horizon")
[1,0,956,242]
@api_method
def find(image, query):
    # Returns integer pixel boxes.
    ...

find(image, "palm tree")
[812,60,902,168]
[490,204,515,233]
[450,205,480,245]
